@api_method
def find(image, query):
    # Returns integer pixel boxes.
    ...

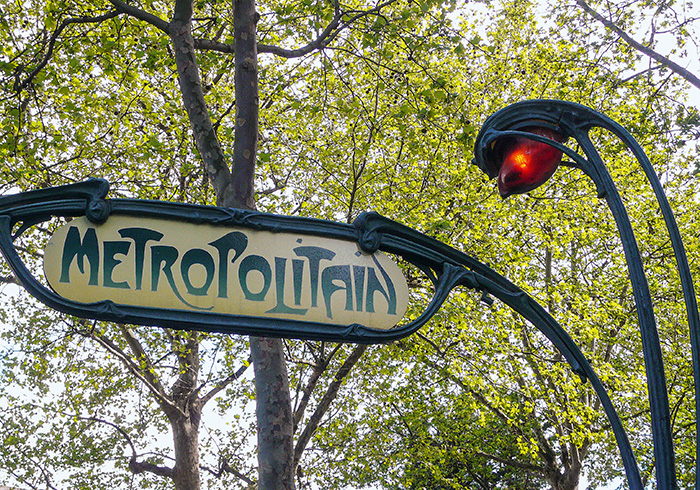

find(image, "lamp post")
[473,99,700,490]
[0,102,694,489]
[0,178,652,489]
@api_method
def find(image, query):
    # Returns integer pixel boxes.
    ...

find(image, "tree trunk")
[171,412,202,490]
[231,0,259,211]
[250,337,296,489]
[171,0,297,484]
[230,0,296,488]
[170,0,233,206]
[544,459,581,490]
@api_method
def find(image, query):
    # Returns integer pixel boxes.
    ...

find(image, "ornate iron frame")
[0,178,607,351]
[0,179,638,482]
[0,98,689,490]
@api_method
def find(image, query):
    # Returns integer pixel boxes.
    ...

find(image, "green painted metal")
[2,99,683,490]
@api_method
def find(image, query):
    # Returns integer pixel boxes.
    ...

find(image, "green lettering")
[292,259,304,306]
[353,266,365,313]
[208,231,248,299]
[180,248,215,296]
[60,226,99,285]
[267,257,308,315]
[103,241,131,289]
[118,227,163,290]
[321,265,353,319]
[294,246,335,308]
[238,255,271,302]
[366,255,397,315]
[151,245,211,310]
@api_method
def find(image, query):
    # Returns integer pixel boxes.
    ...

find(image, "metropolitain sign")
[0,179,489,342]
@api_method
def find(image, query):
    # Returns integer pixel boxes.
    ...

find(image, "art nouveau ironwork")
[0,99,693,490]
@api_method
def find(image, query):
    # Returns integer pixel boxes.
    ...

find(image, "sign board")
[44,215,408,330]
[0,178,467,342]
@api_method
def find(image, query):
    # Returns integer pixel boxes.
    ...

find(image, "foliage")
[0,0,699,488]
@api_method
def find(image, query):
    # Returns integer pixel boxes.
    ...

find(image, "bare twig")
[576,0,700,90]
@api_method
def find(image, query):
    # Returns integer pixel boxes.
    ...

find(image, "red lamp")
[496,127,565,198]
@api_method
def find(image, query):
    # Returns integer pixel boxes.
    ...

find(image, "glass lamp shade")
[497,127,564,198]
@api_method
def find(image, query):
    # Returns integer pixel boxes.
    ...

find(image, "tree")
[569,0,700,91]
[0,0,462,488]
[286,2,700,489]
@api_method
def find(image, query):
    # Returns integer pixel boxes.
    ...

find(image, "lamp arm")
[357,212,643,488]
[589,116,700,490]
[487,114,697,489]
[473,99,697,489]
[470,271,644,489]
[571,127,678,490]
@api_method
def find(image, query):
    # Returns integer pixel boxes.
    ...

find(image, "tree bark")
[170,0,234,206]
[171,411,203,490]
[251,337,296,489]
[169,333,203,490]
[232,0,259,210]
[229,0,296,488]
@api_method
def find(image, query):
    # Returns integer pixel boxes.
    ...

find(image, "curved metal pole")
[462,266,645,489]
[356,212,644,488]
[473,100,697,490]
[574,130,677,489]
[0,179,649,487]
[581,110,700,490]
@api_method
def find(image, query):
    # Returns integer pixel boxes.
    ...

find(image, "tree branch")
[14,10,120,93]
[257,0,399,58]
[419,354,512,427]
[293,343,342,429]
[86,327,181,416]
[211,460,256,486]
[47,411,175,479]
[172,331,200,404]
[517,328,560,467]
[119,325,170,397]
[199,358,251,407]
[474,449,544,473]
[160,455,256,485]
[575,0,700,90]
[169,0,235,206]
[129,458,175,478]
[80,415,139,457]
[194,38,235,53]
[257,15,341,58]
[293,344,367,466]
[17,449,58,490]
[0,274,20,285]
[107,0,170,32]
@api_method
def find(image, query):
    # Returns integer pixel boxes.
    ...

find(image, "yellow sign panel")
[44,216,409,330]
